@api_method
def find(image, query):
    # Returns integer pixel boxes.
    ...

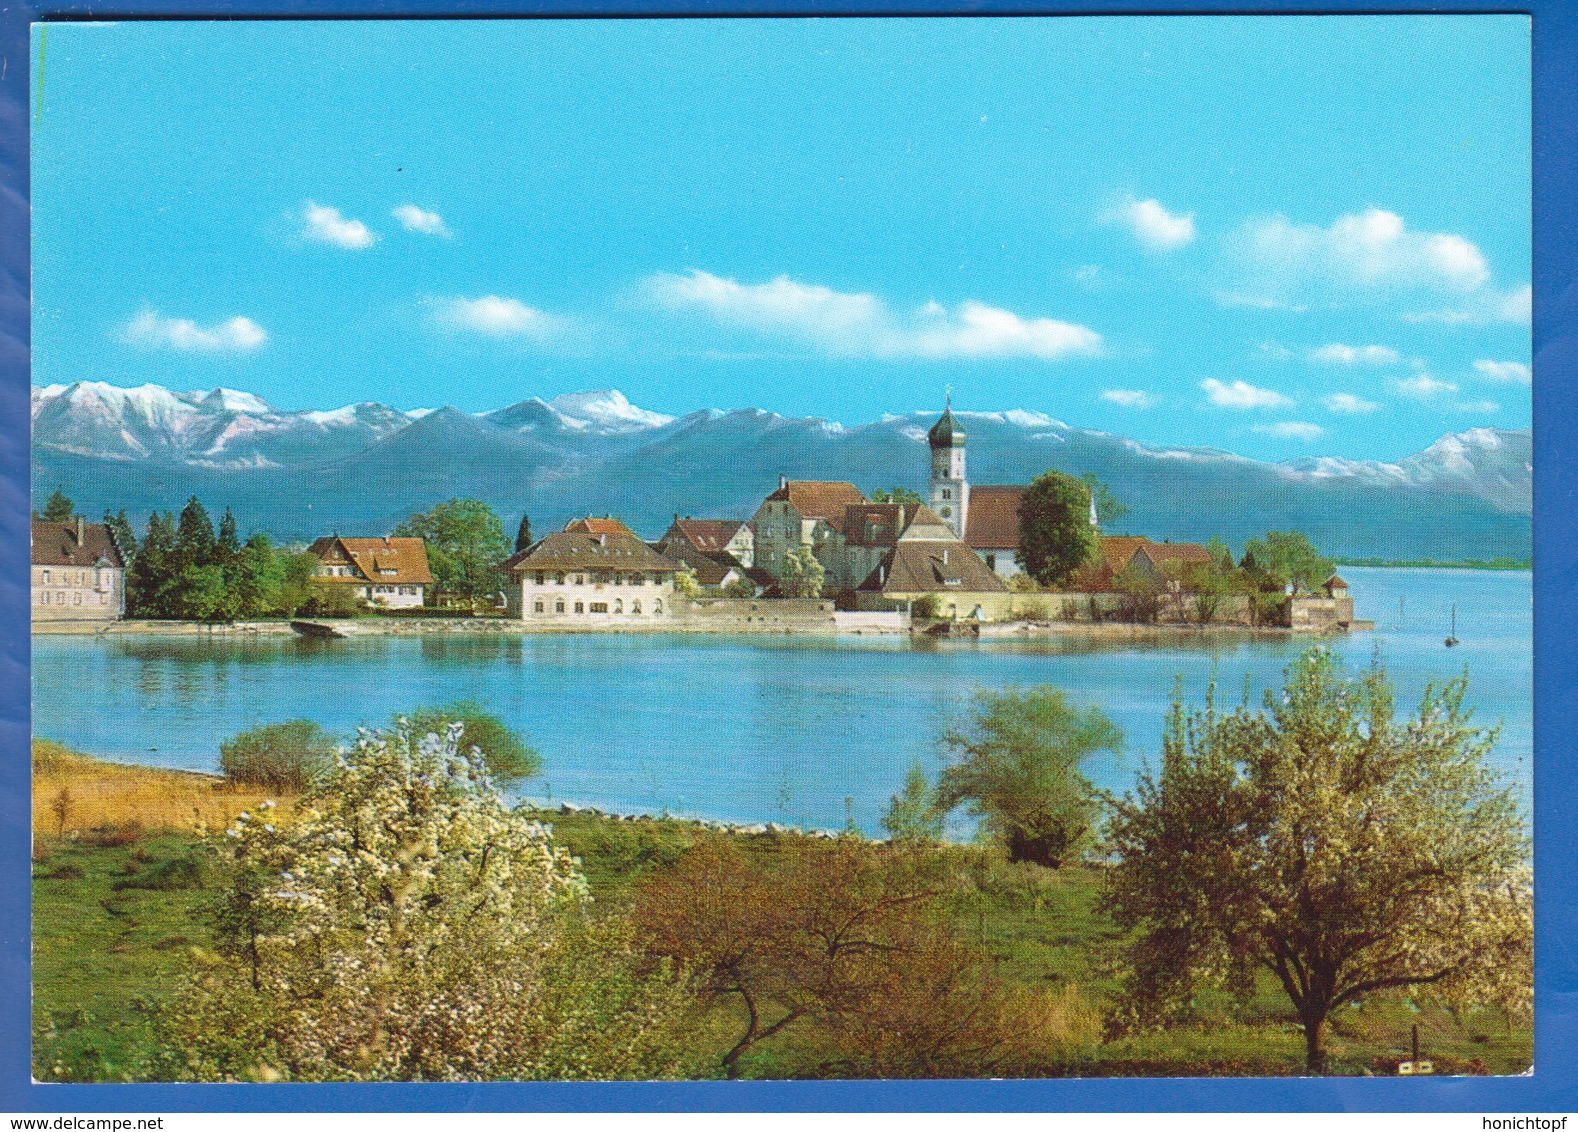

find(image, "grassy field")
[32,738,302,836]
[31,743,1531,1081]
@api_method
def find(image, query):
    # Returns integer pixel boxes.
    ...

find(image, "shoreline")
[32,617,1368,639]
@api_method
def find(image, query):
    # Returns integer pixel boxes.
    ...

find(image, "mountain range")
[30,381,1532,560]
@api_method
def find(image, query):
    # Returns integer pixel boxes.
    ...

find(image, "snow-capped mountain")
[31,381,417,467]
[30,381,1531,560]
[1280,428,1531,513]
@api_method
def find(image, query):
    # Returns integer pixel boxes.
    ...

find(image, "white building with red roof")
[306,535,434,608]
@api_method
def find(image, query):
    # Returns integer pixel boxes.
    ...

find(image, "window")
[74,592,82,605]
[534,600,545,613]
[57,591,65,604]
[633,574,645,585]
[39,591,46,604]
[575,575,585,586]
[614,599,624,613]
[985,554,996,571]
[555,573,565,585]
[400,586,416,595]
[99,593,108,605]
[535,572,545,585]
[632,600,642,614]
[589,602,608,613]
[41,570,49,584]
[555,599,565,613]
[653,599,663,614]
[574,601,584,614]
[940,507,951,518]
[942,489,951,500]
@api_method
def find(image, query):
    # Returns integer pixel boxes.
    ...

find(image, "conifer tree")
[128,511,175,617]
[173,496,217,573]
[515,513,533,553]
[104,510,138,564]
[40,488,73,522]
[216,507,242,568]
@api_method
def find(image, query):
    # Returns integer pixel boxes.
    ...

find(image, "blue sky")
[31,15,1531,461]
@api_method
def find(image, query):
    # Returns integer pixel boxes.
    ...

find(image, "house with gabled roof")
[306,535,433,608]
[502,523,685,621]
[32,517,127,621]
[855,505,1010,620]
[657,516,755,569]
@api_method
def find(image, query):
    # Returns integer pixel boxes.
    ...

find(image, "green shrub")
[402,701,541,787]
[219,720,335,792]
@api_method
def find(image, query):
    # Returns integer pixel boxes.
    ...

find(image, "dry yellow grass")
[32,738,300,838]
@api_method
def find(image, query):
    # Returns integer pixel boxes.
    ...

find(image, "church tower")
[928,395,969,539]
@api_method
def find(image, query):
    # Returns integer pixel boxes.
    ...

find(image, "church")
[750,397,1211,617]
[925,397,1097,582]
[749,398,1029,613]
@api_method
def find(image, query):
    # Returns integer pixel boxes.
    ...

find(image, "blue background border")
[1,0,1570,1113]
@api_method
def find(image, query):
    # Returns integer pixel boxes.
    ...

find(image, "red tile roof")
[661,518,748,555]
[564,516,638,537]
[764,480,868,522]
[962,485,1026,550]
[307,536,434,585]
[31,519,125,568]
[1097,536,1151,572]
[1133,542,1214,569]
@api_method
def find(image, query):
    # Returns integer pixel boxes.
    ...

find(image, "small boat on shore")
[1445,604,1460,648]
[290,620,345,639]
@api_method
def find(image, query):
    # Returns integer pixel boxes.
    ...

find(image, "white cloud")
[1200,378,1294,410]
[392,204,451,237]
[1101,389,1158,409]
[1100,194,1196,252]
[122,309,267,353]
[1322,393,1380,414]
[1253,421,1325,441]
[302,201,377,250]
[642,270,1103,361]
[1457,399,1500,414]
[1221,208,1526,322]
[1395,373,1459,399]
[1309,343,1400,366]
[434,295,564,340]
[1473,359,1532,384]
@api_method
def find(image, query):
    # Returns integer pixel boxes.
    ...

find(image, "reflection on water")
[33,568,1531,834]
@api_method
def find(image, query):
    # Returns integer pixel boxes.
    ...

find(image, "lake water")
[32,567,1531,834]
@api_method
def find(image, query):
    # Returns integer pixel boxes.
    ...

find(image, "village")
[31,402,1365,636]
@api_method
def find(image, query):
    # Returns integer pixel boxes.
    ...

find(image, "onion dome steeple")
[928,392,966,449]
